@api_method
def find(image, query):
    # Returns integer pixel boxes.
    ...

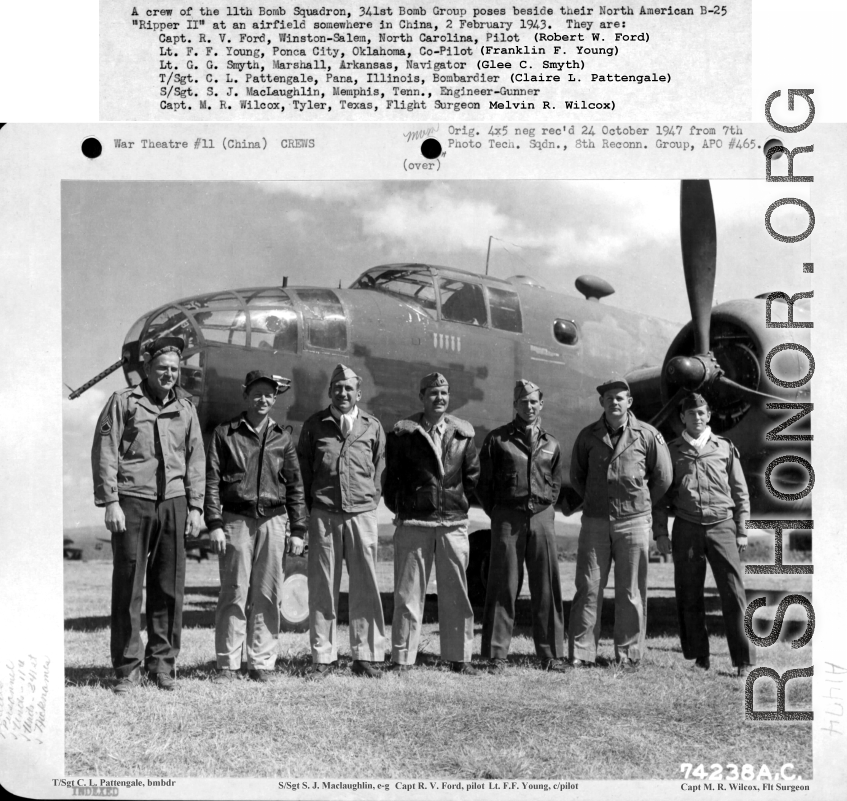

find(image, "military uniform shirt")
[91,382,205,508]
[653,432,750,539]
[570,412,672,522]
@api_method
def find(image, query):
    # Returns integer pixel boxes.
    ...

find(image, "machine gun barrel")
[68,358,125,400]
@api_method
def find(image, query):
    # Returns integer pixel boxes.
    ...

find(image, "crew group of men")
[92,336,755,692]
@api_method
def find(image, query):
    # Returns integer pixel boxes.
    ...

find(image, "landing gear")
[280,551,309,632]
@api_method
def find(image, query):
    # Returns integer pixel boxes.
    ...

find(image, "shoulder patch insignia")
[99,419,112,436]
[655,432,665,445]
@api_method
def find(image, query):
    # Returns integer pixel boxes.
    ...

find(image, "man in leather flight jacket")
[384,372,481,675]
[205,370,307,682]
[477,380,567,672]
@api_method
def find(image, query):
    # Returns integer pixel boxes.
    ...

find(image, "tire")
[465,528,524,607]
[280,552,309,632]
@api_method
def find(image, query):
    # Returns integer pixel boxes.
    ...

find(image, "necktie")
[340,414,353,438]
[430,424,442,458]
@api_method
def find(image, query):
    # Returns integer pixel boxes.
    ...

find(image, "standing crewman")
[384,372,481,675]
[477,380,567,673]
[91,337,204,693]
[567,377,673,671]
[653,393,757,677]
[205,370,308,683]
[297,364,387,679]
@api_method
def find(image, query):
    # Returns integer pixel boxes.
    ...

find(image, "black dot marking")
[81,137,102,159]
[421,138,442,159]
[763,137,783,159]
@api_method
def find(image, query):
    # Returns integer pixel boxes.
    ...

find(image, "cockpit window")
[244,289,298,353]
[438,278,487,327]
[296,289,347,351]
[239,288,293,308]
[193,308,247,346]
[487,286,523,333]
[352,267,438,319]
[125,315,147,347]
[181,292,241,311]
[172,292,246,346]
[143,306,200,352]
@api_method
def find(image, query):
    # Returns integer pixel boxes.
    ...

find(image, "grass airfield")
[64,510,812,779]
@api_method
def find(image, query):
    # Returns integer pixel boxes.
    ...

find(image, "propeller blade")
[714,375,783,404]
[680,180,717,355]
[649,386,687,430]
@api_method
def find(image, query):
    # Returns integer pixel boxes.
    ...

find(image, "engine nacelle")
[659,297,812,515]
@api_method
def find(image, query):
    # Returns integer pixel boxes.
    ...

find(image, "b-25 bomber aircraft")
[70,180,811,618]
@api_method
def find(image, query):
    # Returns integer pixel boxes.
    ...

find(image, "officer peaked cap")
[679,392,710,412]
[514,379,541,401]
[143,336,184,362]
[596,376,630,395]
[420,372,449,392]
[330,364,359,385]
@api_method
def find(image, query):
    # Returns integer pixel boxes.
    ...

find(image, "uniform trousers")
[391,522,474,664]
[111,495,186,678]
[308,507,385,663]
[568,515,651,663]
[672,517,756,667]
[481,505,565,660]
[215,510,286,670]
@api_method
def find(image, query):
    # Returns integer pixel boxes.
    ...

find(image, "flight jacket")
[296,406,386,514]
[384,413,480,527]
[204,414,307,536]
[476,418,563,516]
[91,382,204,508]
[569,412,672,525]
[653,433,750,539]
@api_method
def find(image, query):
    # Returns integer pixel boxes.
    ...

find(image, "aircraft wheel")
[465,529,524,607]
[280,552,309,633]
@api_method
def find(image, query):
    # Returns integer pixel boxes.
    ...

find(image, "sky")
[62,179,813,528]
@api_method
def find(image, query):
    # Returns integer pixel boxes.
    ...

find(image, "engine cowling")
[659,297,812,514]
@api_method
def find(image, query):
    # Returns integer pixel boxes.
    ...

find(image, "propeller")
[714,375,782,404]
[679,180,717,355]
[650,180,778,429]
[648,386,688,430]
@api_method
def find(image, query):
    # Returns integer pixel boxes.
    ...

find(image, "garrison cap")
[330,363,359,385]
[679,392,709,412]
[514,379,541,401]
[143,336,184,362]
[419,372,449,392]
[596,376,630,396]
[243,370,290,393]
